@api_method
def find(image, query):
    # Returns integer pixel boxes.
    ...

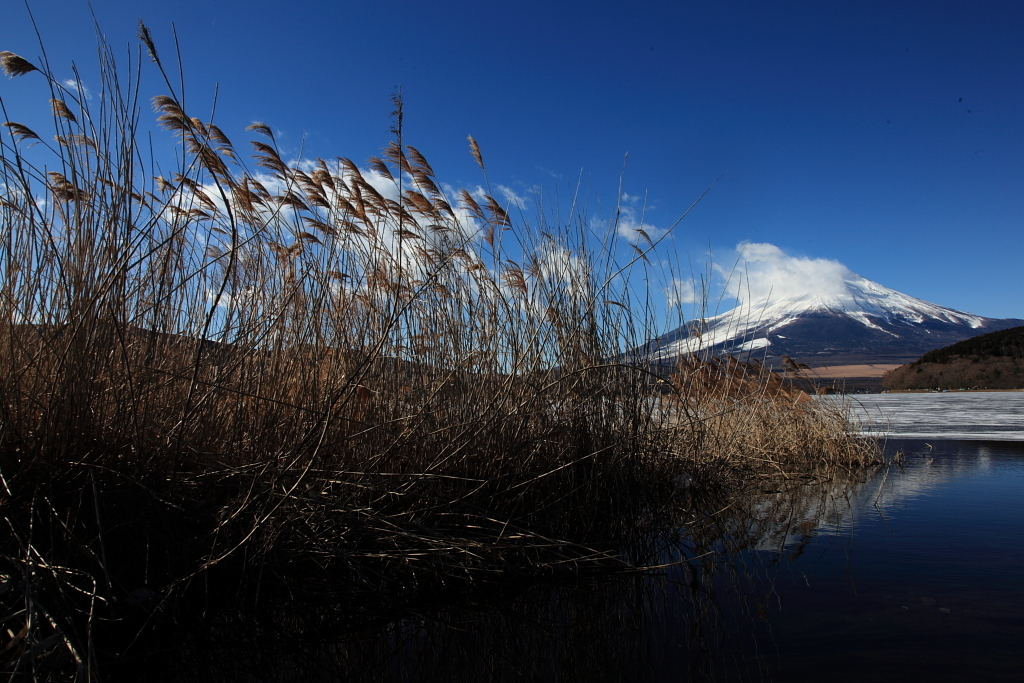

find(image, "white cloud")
[293,158,320,174]
[533,164,561,180]
[497,184,529,210]
[469,185,488,203]
[615,205,666,244]
[62,78,91,100]
[665,277,699,307]
[534,242,591,295]
[728,241,854,305]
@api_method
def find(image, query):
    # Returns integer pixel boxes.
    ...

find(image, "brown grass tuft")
[0,51,38,77]
[468,134,484,169]
[1,122,40,143]
[49,98,77,122]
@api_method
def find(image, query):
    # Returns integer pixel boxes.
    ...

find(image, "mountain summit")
[651,266,1023,367]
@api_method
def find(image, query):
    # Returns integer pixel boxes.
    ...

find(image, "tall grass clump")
[0,26,877,679]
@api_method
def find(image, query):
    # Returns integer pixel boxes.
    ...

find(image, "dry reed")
[0,26,877,680]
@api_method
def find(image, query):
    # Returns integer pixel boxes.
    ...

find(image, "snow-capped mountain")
[649,272,1024,366]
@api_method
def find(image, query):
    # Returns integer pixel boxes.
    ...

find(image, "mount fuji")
[648,260,1023,368]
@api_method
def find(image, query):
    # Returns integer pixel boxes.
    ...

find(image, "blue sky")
[2,0,1022,318]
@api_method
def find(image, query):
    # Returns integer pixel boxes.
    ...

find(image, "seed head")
[0,51,38,77]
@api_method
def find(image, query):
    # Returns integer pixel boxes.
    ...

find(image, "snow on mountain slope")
[650,268,1016,364]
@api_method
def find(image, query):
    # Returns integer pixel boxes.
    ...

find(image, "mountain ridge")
[648,271,1023,368]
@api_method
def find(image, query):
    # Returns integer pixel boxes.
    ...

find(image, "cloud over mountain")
[727,242,854,304]
[651,242,1024,366]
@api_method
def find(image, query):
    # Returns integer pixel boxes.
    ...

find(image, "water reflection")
[115,440,1024,682]
[755,439,1024,683]
[113,470,866,681]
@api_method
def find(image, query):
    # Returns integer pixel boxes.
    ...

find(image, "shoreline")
[880,388,1024,394]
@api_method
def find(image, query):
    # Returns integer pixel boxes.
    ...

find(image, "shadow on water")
[106,468,879,682]
[12,437,1019,681]
[104,439,1024,681]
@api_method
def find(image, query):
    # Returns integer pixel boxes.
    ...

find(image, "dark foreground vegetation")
[1,28,876,680]
[883,326,1024,391]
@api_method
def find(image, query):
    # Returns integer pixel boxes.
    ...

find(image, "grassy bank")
[0,29,876,680]
[882,326,1024,391]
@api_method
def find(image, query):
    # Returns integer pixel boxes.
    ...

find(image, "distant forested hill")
[882,326,1024,391]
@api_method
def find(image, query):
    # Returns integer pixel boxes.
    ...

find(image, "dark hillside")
[882,326,1024,391]
[917,325,1024,364]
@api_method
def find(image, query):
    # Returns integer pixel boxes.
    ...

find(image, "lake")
[123,393,1024,681]
[739,439,1024,681]
[749,391,1023,682]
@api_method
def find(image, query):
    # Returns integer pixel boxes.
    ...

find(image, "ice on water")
[835,392,1024,441]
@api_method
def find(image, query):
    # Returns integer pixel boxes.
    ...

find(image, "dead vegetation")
[0,26,877,680]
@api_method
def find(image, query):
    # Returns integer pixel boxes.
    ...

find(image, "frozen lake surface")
[836,391,1024,440]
